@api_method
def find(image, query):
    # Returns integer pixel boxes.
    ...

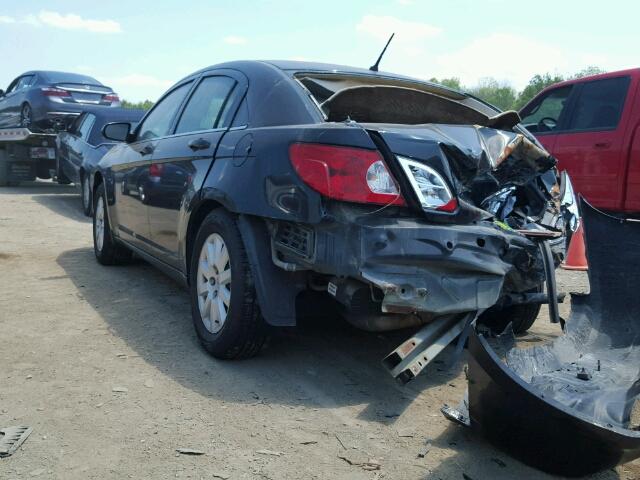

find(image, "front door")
[146,74,240,269]
[553,75,631,210]
[112,81,194,252]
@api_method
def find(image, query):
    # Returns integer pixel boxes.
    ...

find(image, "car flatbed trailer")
[0,128,60,186]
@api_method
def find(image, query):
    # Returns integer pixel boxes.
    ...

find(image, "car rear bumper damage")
[443,199,640,477]
[272,213,549,320]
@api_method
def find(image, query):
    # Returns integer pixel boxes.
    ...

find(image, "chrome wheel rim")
[83,177,90,210]
[21,105,31,127]
[95,196,105,252]
[197,233,231,333]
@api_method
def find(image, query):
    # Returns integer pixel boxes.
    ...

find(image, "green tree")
[514,73,565,110]
[428,77,463,91]
[467,78,517,111]
[121,99,155,111]
[571,66,606,79]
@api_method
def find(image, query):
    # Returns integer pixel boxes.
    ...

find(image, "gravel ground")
[0,181,638,480]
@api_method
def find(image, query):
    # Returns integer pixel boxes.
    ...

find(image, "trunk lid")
[55,83,113,104]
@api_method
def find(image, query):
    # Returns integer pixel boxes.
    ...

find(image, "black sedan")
[0,71,121,131]
[56,108,144,215]
[93,60,577,362]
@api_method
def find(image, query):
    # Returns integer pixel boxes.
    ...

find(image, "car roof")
[539,67,640,91]
[80,107,146,124]
[182,60,468,98]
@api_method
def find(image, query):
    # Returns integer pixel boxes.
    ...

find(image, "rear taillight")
[149,163,164,177]
[397,156,457,213]
[289,143,405,206]
[104,93,120,103]
[41,87,71,97]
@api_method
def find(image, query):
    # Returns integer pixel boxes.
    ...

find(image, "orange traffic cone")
[561,223,588,271]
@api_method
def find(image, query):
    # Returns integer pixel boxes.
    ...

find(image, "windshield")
[43,72,102,85]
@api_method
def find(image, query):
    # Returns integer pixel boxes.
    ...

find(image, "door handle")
[594,141,611,149]
[188,138,211,151]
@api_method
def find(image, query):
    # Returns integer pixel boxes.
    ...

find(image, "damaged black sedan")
[92,61,576,360]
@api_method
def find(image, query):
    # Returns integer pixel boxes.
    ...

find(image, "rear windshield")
[294,72,500,125]
[43,72,101,85]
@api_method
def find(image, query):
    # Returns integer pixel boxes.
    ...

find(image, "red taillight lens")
[104,94,120,103]
[149,163,164,177]
[41,87,71,97]
[289,143,405,206]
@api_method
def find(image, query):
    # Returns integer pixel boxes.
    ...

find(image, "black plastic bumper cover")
[452,199,640,477]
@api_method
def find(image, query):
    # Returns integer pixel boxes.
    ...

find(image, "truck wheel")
[480,285,543,334]
[81,175,92,216]
[93,183,132,265]
[0,149,8,187]
[189,210,268,359]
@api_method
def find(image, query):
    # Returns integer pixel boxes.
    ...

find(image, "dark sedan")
[92,60,577,364]
[56,108,144,215]
[0,71,121,131]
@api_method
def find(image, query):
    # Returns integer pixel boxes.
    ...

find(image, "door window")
[6,78,19,94]
[520,86,573,133]
[78,114,96,142]
[566,76,630,132]
[137,82,193,141]
[16,75,34,90]
[175,76,236,134]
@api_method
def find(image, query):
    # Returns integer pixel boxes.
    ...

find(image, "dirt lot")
[1,182,638,480]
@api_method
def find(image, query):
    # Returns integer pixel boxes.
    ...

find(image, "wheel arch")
[185,199,225,283]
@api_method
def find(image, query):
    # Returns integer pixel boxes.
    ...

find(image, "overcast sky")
[0,0,637,101]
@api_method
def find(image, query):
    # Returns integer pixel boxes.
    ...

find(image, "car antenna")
[369,33,395,72]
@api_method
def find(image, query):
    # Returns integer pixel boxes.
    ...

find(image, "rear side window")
[175,76,236,134]
[520,86,573,133]
[137,82,193,141]
[567,76,630,131]
[79,114,96,143]
[16,75,34,90]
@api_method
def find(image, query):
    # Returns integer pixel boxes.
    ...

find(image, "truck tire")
[189,209,268,359]
[479,284,543,334]
[93,183,133,265]
[0,149,8,187]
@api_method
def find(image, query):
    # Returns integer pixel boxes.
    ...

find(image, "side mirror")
[102,122,131,142]
[0,89,5,97]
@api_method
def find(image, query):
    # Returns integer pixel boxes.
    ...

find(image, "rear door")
[111,81,194,252]
[69,113,96,183]
[520,84,575,154]
[0,76,26,127]
[553,76,631,210]
[146,72,245,269]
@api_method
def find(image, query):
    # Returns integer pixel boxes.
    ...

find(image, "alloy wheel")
[20,104,32,128]
[196,233,232,333]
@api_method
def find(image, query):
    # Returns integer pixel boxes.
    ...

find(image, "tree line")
[120,66,604,113]
[429,66,604,111]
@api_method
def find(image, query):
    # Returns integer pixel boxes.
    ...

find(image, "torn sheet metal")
[444,199,640,477]
[0,426,32,457]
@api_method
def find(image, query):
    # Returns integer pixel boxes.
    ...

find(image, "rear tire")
[189,209,268,359]
[479,284,543,334]
[93,183,132,265]
[81,175,92,216]
[20,103,32,129]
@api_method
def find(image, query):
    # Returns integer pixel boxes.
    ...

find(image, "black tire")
[189,209,268,359]
[0,149,8,187]
[93,183,132,265]
[81,174,92,216]
[20,103,32,128]
[479,284,543,334]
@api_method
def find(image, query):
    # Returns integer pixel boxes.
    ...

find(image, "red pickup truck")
[520,68,640,214]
